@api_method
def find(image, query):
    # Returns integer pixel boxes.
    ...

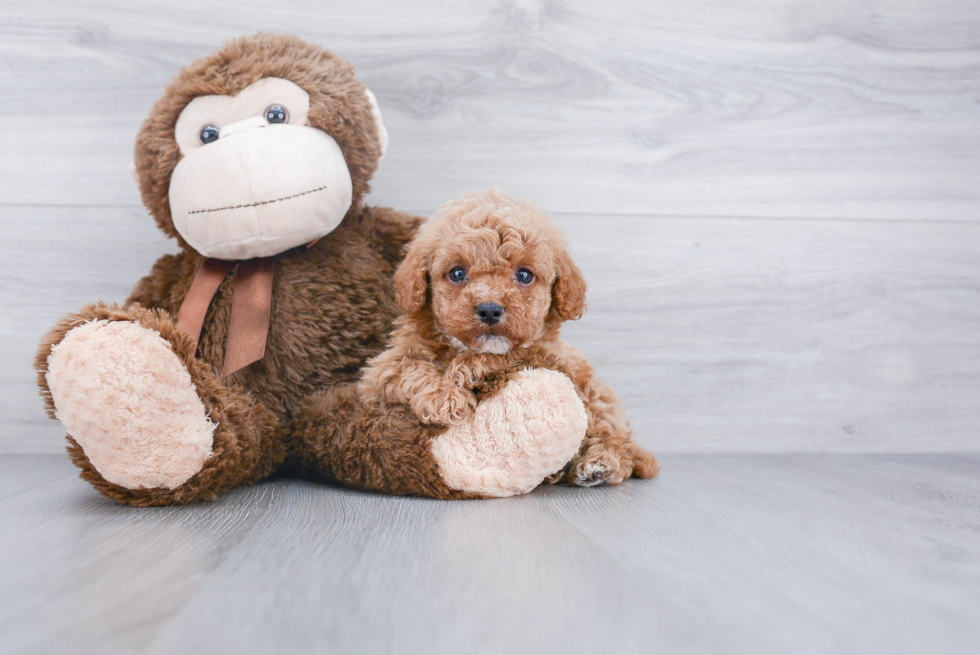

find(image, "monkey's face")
[166,77,386,260]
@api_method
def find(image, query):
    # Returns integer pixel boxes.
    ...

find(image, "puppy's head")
[394,189,586,354]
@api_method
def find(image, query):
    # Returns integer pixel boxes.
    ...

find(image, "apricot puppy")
[359,189,659,487]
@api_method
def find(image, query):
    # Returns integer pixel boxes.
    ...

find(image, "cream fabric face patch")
[174,78,311,156]
[169,77,354,260]
[170,124,353,260]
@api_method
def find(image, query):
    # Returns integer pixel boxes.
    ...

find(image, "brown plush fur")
[359,190,659,487]
[33,34,451,505]
[289,386,476,499]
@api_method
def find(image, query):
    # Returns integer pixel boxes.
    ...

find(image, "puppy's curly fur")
[359,189,659,487]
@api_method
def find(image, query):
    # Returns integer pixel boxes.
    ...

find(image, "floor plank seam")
[0,474,77,503]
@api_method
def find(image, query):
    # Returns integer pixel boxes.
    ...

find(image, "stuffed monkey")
[34,33,586,505]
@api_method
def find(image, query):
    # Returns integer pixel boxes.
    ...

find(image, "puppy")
[359,189,659,487]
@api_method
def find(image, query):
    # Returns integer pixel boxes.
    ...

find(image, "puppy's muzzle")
[475,302,504,326]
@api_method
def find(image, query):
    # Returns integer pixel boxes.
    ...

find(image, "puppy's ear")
[551,249,587,321]
[394,242,428,314]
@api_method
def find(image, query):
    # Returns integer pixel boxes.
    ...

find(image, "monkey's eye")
[265,104,288,124]
[199,125,220,144]
[515,268,535,285]
[448,266,468,283]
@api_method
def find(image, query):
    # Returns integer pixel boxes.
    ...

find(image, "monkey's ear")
[364,89,389,159]
[550,249,587,321]
[394,242,428,314]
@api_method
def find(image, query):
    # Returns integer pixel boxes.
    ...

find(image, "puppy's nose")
[475,302,504,326]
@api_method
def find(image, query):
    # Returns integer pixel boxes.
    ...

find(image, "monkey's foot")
[430,369,587,497]
[45,319,215,490]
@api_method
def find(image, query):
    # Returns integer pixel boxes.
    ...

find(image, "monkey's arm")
[292,367,587,501]
[125,251,192,313]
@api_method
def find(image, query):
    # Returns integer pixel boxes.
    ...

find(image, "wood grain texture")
[5,206,979,454]
[2,1,979,454]
[0,454,977,654]
[0,0,978,218]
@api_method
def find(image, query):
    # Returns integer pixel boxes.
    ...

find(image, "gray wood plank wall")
[2,0,978,454]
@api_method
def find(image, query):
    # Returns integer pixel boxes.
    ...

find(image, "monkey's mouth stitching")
[188,185,328,215]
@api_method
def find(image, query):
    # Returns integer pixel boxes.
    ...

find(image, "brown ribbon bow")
[176,258,276,378]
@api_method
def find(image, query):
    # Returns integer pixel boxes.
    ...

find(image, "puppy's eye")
[200,125,220,144]
[515,267,534,285]
[265,104,288,124]
[448,266,468,283]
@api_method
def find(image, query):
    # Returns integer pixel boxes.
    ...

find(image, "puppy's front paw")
[570,449,628,487]
[443,386,478,424]
[411,384,477,426]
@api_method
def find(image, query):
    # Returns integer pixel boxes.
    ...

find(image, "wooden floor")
[1,453,977,654]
